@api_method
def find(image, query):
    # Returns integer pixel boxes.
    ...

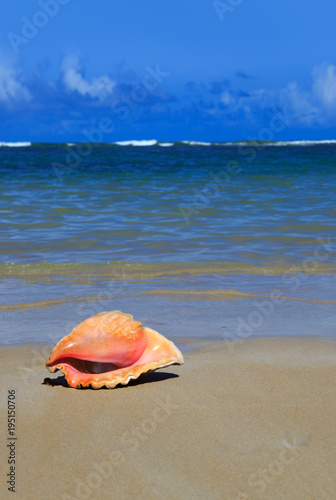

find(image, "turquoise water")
[0,141,335,345]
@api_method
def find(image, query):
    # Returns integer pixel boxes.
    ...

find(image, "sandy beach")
[2,1,336,498]
[1,337,335,499]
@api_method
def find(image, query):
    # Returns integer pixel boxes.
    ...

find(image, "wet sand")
[1,338,335,499]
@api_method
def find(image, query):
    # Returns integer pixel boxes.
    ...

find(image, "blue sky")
[1,0,336,142]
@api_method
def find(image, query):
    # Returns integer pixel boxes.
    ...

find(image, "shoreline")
[1,333,335,349]
[1,337,336,499]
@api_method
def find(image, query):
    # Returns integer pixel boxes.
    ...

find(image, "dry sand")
[1,337,335,500]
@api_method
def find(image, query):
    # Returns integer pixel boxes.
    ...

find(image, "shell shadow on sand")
[43,371,179,389]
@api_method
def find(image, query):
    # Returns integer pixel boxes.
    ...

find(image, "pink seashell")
[46,311,183,389]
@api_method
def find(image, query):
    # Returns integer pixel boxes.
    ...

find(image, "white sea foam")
[0,141,31,147]
[222,139,336,147]
[182,140,211,146]
[198,139,336,147]
[266,140,336,146]
[224,141,249,146]
[2,139,334,148]
[114,140,158,146]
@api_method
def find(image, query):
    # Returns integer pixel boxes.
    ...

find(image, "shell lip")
[46,353,184,374]
[47,355,184,389]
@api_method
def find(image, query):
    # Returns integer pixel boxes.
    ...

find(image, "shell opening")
[47,357,122,374]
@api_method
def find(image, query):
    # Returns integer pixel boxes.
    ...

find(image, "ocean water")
[0,141,335,347]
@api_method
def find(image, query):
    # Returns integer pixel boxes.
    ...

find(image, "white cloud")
[282,62,336,124]
[0,63,31,103]
[217,62,336,126]
[312,62,336,108]
[220,90,232,106]
[60,55,115,100]
[280,81,317,125]
[219,88,275,119]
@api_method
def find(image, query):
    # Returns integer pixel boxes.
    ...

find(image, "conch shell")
[46,311,183,389]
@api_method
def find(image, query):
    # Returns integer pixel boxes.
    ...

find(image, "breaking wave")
[181,140,212,146]
[111,139,336,147]
[0,141,32,147]
[114,140,158,146]
[2,139,336,149]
